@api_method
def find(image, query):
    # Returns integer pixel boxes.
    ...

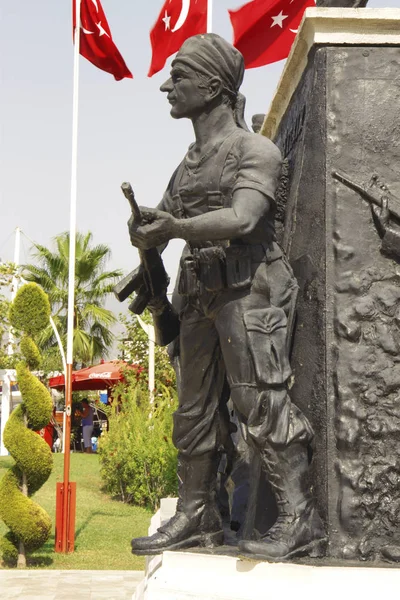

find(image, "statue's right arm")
[381,227,400,258]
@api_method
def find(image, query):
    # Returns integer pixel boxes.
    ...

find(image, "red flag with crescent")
[148,0,208,77]
[229,0,315,69]
[73,0,133,80]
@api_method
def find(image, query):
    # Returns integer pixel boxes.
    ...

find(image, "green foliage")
[20,336,42,370]
[98,375,178,510]
[0,402,53,565]
[119,309,176,393]
[9,283,50,337]
[38,346,63,375]
[0,262,18,369]
[0,284,53,567]
[23,231,122,366]
[0,469,51,555]
[3,405,52,494]
[0,531,18,566]
[16,363,53,431]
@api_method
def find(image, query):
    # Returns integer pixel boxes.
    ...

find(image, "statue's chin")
[170,108,185,120]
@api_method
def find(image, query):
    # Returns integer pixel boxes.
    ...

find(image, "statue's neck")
[191,106,237,150]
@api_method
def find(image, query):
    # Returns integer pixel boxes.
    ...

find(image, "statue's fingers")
[381,197,390,218]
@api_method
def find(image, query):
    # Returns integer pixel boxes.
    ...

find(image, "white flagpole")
[60,0,81,554]
[207,0,212,33]
[67,1,81,368]
[7,227,21,355]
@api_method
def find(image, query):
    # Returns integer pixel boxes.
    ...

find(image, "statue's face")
[252,114,265,134]
[160,62,208,120]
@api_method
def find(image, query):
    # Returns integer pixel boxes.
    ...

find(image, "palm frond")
[81,304,117,326]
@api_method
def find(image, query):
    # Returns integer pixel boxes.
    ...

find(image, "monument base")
[135,549,400,600]
[134,499,400,600]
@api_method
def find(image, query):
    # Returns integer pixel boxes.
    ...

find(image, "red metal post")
[67,482,77,552]
[55,483,63,552]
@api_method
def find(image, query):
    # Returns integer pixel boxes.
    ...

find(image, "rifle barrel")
[332,171,382,209]
[121,182,142,224]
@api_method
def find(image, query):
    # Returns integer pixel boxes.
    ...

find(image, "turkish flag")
[229,0,315,69]
[73,0,133,80]
[148,0,207,77]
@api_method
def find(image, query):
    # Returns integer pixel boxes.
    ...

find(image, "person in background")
[81,398,94,454]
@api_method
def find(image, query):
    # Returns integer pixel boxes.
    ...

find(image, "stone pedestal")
[134,502,400,600]
[134,550,400,600]
[262,8,400,562]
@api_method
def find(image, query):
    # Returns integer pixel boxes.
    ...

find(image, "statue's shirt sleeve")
[232,133,282,202]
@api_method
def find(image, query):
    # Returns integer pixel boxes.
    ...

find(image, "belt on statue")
[179,242,283,296]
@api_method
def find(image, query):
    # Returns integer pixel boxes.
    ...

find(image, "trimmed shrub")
[9,283,50,337]
[98,376,178,511]
[20,336,42,370]
[0,284,53,567]
[16,363,53,431]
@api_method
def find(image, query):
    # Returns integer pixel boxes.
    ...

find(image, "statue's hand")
[371,196,390,238]
[128,207,177,249]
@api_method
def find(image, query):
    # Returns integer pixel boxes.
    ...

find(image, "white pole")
[136,315,155,404]
[148,327,155,405]
[50,317,67,377]
[8,227,21,355]
[0,370,13,456]
[49,316,67,454]
[66,0,81,367]
[207,0,212,33]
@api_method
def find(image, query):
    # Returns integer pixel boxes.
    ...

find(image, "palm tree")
[23,232,123,367]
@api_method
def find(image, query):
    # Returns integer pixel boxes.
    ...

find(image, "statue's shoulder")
[236,130,282,163]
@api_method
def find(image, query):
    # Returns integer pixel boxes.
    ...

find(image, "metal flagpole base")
[55,481,76,553]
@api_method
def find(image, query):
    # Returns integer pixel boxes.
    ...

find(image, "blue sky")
[1,0,397,295]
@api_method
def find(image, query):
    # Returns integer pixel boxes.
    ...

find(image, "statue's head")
[252,114,266,134]
[160,33,245,120]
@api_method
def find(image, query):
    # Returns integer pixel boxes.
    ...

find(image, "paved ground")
[0,570,144,600]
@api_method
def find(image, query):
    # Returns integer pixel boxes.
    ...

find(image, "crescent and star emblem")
[81,0,110,38]
[162,0,191,33]
[172,0,191,32]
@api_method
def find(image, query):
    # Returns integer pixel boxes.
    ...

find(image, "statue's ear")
[206,77,224,103]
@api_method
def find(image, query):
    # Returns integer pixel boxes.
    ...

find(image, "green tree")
[22,232,122,367]
[98,376,178,510]
[118,309,176,394]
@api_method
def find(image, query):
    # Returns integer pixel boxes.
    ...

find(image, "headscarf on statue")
[172,33,250,132]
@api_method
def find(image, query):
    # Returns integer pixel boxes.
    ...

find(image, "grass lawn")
[0,453,152,570]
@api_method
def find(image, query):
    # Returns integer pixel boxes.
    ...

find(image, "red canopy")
[48,360,139,391]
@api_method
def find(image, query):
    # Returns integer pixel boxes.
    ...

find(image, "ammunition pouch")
[198,247,226,292]
[225,245,252,290]
[178,255,200,296]
[243,306,292,386]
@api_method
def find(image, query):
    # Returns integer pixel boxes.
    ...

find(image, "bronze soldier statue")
[128,33,325,560]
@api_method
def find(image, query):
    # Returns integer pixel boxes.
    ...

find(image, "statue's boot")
[131,453,224,555]
[239,444,326,560]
